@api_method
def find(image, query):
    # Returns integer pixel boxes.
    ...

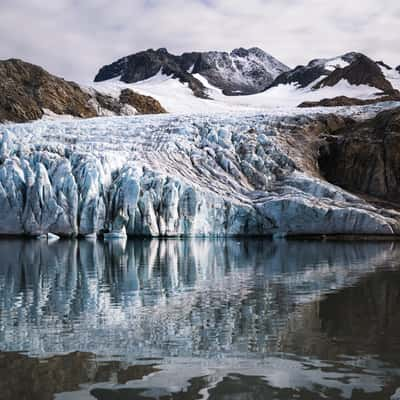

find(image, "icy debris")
[0,111,399,237]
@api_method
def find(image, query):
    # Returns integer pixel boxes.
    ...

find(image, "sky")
[0,0,399,82]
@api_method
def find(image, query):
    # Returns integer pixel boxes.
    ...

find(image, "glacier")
[0,109,399,238]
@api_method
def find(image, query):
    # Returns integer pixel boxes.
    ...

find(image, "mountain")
[313,53,394,93]
[0,58,166,123]
[94,47,289,96]
[269,52,396,92]
[94,49,400,112]
[267,52,400,107]
[190,47,289,95]
[94,48,209,98]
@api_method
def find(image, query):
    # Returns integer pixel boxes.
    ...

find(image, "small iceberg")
[36,233,60,242]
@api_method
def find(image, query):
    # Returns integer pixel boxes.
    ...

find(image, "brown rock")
[119,88,167,114]
[318,107,400,204]
[0,59,97,122]
[0,58,168,123]
[298,94,400,108]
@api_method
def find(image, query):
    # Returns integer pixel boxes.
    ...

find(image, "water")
[0,238,400,399]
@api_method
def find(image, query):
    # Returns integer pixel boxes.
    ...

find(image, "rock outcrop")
[119,88,166,114]
[0,59,166,123]
[0,109,399,237]
[319,107,400,204]
[94,47,289,96]
[298,94,400,108]
[93,89,166,115]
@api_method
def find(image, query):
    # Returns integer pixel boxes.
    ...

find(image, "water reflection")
[0,239,400,399]
[0,351,159,400]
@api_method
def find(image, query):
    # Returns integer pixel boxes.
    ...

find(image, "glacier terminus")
[0,108,399,239]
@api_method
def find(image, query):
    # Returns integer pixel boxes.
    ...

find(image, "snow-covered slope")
[90,50,400,114]
[93,71,388,114]
[379,63,400,91]
[1,108,399,238]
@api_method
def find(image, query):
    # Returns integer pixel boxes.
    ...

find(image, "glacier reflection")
[0,239,398,357]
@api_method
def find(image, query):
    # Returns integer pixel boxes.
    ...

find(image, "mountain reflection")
[1,239,400,399]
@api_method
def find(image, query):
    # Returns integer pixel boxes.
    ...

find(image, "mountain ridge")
[95,47,289,96]
[1,49,400,123]
[95,48,400,108]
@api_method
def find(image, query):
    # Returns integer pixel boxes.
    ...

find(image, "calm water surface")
[0,239,400,400]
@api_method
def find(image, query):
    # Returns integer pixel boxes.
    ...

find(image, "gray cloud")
[0,0,399,81]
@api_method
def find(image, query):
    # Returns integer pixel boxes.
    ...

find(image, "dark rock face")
[268,63,328,89]
[314,53,394,93]
[94,47,289,97]
[319,107,400,204]
[0,59,166,123]
[397,65,400,73]
[95,48,177,82]
[94,48,209,98]
[298,94,400,108]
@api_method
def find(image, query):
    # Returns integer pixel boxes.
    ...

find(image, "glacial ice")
[0,110,399,237]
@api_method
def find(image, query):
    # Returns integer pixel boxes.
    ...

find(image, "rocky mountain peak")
[314,53,394,93]
[155,47,169,54]
[231,47,252,57]
[269,51,396,95]
[94,47,289,97]
[231,47,268,58]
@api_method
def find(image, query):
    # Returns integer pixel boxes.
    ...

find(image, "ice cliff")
[0,110,399,237]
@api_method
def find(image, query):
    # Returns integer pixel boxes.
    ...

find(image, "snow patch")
[379,64,400,91]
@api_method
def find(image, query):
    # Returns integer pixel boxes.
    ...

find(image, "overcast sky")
[0,0,399,82]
